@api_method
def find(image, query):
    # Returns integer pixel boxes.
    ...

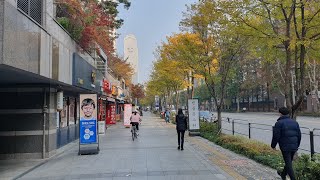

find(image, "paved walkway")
[1,111,281,180]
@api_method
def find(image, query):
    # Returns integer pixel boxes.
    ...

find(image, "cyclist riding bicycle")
[130,110,142,133]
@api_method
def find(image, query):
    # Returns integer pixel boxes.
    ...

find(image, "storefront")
[55,53,104,147]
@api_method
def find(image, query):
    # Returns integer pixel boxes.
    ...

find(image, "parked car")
[199,111,216,122]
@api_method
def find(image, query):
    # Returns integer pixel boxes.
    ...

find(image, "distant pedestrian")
[165,109,170,123]
[271,107,301,180]
[176,108,187,151]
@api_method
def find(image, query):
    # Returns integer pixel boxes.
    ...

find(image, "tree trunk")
[247,93,250,111]
[237,96,240,113]
[267,82,270,112]
[191,76,194,99]
[217,106,222,130]
[175,90,179,112]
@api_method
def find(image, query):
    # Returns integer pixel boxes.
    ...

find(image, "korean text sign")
[188,99,200,130]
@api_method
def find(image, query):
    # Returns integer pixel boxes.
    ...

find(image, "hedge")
[199,121,320,179]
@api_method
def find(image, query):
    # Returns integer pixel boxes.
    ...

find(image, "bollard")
[310,131,315,158]
[248,123,251,139]
[232,120,235,135]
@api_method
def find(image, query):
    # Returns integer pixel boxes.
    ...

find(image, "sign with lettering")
[188,99,200,130]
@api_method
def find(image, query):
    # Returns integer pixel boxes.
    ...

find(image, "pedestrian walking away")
[176,108,187,151]
[271,107,301,180]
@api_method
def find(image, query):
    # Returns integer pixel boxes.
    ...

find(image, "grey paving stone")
[17,112,233,180]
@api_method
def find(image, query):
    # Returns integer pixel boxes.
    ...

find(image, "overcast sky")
[116,0,197,84]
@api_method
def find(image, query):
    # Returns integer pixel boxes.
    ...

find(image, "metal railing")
[220,118,319,157]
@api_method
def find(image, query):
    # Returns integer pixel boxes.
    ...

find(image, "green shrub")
[199,121,283,169]
[294,154,320,180]
[57,17,71,30]
[200,121,219,134]
[199,120,320,179]
[57,17,83,41]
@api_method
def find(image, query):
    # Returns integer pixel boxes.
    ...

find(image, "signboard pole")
[78,94,99,155]
[188,98,200,136]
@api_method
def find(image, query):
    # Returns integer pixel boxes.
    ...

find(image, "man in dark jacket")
[271,107,301,180]
[176,108,187,151]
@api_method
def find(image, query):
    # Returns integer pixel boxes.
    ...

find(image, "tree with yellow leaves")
[107,55,133,86]
[157,0,250,129]
[224,0,320,118]
[142,46,188,112]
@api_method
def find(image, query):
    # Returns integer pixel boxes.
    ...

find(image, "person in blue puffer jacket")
[271,107,301,180]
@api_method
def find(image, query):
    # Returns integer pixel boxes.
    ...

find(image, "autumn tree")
[99,0,131,29]
[172,0,249,129]
[224,0,320,118]
[143,47,187,112]
[56,0,115,54]
[108,55,133,86]
[131,84,145,105]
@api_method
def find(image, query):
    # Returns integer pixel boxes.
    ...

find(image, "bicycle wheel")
[132,127,135,141]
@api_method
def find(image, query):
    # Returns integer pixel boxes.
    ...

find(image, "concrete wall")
[0,87,58,159]
[0,1,3,64]
[44,0,96,85]
[1,0,97,85]
[2,1,42,74]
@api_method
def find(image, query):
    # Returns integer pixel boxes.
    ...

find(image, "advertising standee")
[79,94,99,155]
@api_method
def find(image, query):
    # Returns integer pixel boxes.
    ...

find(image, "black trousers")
[281,151,296,180]
[177,130,185,148]
[131,122,139,130]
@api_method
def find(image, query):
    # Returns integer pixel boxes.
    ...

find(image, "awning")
[107,97,116,102]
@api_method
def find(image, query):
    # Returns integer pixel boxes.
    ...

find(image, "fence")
[220,118,319,157]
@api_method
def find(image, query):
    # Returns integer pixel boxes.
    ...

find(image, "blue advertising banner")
[80,119,97,144]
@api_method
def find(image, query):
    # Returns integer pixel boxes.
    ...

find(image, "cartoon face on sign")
[81,98,95,119]
[80,94,97,121]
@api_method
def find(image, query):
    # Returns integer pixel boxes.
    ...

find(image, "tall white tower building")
[124,34,139,84]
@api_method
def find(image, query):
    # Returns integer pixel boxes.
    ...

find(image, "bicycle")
[131,124,138,141]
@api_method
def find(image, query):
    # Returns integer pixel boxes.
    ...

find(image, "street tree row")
[144,0,320,128]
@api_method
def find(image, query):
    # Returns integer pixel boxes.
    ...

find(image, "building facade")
[0,0,127,159]
[124,34,139,84]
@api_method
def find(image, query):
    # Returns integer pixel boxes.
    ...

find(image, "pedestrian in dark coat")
[271,107,301,180]
[176,108,187,151]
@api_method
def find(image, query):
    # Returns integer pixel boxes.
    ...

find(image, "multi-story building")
[0,0,126,159]
[124,34,139,84]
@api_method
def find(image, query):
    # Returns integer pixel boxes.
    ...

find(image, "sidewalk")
[2,112,281,180]
[0,140,78,180]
